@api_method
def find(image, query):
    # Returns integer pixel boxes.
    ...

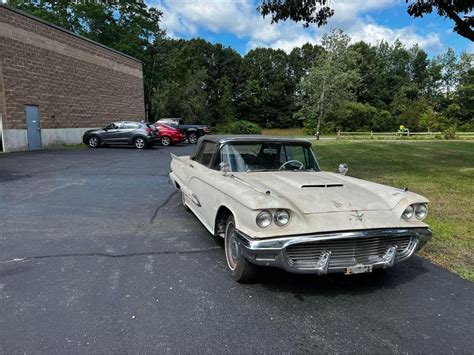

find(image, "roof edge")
[0,4,143,64]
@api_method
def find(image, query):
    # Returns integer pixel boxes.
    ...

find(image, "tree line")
[9,0,474,134]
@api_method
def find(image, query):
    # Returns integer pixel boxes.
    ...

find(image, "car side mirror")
[219,162,230,175]
[338,163,349,175]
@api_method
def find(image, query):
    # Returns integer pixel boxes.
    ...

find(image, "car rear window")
[196,142,217,167]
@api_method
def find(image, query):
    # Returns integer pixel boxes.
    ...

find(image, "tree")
[240,48,295,127]
[258,0,474,41]
[456,66,474,127]
[419,107,445,132]
[295,30,360,133]
[406,1,473,41]
[152,68,209,123]
[327,101,390,132]
[258,0,333,27]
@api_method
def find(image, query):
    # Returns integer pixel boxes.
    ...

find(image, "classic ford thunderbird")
[169,136,432,282]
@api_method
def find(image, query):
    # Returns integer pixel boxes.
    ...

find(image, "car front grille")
[286,234,416,270]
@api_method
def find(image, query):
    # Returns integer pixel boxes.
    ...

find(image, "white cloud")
[148,0,444,53]
[341,22,442,52]
[151,0,255,37]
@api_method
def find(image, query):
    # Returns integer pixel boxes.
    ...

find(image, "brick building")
[0,4,145,152]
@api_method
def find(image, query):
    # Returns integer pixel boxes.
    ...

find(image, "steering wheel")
[279,160,304,171]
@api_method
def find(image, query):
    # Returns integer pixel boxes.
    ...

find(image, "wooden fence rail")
[336,131,474,140]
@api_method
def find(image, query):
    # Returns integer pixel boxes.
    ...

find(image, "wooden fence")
[336,131,474,140]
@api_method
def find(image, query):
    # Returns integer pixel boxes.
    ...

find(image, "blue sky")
[147,0,473,56]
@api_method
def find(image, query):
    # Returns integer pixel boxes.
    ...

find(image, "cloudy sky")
[147,0,473,56]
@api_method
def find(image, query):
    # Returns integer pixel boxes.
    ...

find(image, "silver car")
[83,121,159,149]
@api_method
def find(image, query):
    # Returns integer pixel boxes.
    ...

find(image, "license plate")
[345,264,373,275]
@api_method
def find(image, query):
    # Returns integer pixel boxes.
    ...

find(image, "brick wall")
[0,5,145,131]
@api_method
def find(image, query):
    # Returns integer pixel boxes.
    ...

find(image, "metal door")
[102,122,123,143]
[25,105,42,150]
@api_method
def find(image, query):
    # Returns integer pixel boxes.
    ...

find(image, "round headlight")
[415,204,428,220]
[256,210,272,228]
[274,210,290,226]
[402,205,414,220]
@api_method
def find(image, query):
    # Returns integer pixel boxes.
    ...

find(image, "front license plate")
[345,264,373,275]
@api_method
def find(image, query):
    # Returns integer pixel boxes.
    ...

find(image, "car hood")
[234,171,410,214]
[84,128,103,134]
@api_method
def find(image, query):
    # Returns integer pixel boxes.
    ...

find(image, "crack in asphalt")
[0,246,222,264]
[150,191,178,224]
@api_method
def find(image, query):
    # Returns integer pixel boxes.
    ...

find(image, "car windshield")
[218,142,320,172]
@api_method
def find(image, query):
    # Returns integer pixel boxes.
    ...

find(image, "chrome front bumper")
[235,228,432,275]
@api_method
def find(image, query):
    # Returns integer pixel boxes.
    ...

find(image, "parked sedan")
[155,123,186,146]
[156,118,209,144]
[83,121,159,149]
[170,136,432,282]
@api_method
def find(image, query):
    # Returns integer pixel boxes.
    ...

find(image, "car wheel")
[88,136,100,148]
[188,132,198,144]
[224,215,258,283]
[161,136,171,146]
[134,137,146,149]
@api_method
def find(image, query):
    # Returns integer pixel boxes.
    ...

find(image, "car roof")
[190,135,313,159]
[200,135,312,145]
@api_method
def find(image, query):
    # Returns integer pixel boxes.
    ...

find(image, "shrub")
[217,120,262,135]
[443,126,457,140]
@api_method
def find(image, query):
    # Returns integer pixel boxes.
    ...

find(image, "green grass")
[313,140,474,281]
[262,128,308,137]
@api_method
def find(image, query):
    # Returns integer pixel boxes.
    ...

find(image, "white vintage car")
[170,136,432,282]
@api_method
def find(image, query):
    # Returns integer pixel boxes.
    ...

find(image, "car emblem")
[351,211,364,221]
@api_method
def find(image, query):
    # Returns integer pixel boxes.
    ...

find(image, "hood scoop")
[301,183,344,188]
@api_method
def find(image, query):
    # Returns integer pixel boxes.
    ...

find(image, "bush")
[303,126,316,136]
[217,120,262,135]
[443,126,457,140]
[327,101,394,132]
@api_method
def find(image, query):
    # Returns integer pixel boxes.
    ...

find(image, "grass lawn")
[262,128,308,137]
[313,140,473,281]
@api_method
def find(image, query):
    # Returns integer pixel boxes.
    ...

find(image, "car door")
[117,122,140,143]
[101,122,122,143]
[186,142,219,226]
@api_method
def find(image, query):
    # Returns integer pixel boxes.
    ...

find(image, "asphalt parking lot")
[0,145,473,353]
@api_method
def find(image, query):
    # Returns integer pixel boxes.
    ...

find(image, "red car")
[155,123,186,146]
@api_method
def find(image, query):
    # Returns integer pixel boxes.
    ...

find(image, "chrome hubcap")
[225,222,238,270]
[135,138,145,149]
[162,137,170,145]
[89,137,98,147]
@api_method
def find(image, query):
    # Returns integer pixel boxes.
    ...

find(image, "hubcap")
[225,222,239,270]
[189,134,197,144]
[135,138,145,149]
[162,137,170,146]
[89,137,98,147]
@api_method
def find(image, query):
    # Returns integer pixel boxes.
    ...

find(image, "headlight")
[256,210,272,228]
[415,204,428,220]
[402,205,414,220]
[274,210,290,226]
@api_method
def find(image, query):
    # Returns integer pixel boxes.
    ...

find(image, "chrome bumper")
[235,228,432,275]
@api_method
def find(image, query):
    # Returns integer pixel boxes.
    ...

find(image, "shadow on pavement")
[255,257,429,298]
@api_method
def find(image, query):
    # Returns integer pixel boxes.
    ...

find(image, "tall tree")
[240,48,295,127]
[295,30,360,133]
[258,0,474,41]
[406,1,473,41]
